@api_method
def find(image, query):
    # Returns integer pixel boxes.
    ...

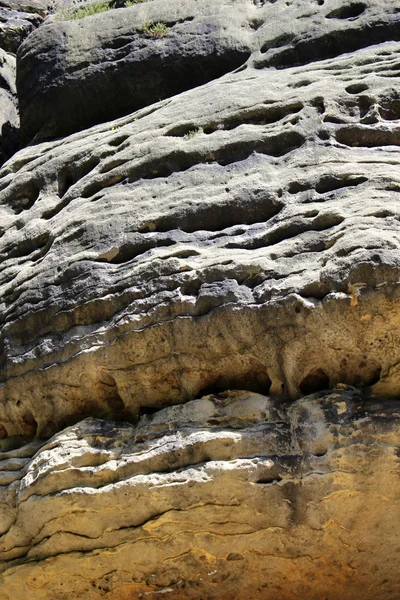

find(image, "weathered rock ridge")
[0,0,399,597]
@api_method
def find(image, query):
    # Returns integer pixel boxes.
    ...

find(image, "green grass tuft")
[125,0,147,5]
[142,21,169,37]
[58,1,111,20]
[184,128,203,140]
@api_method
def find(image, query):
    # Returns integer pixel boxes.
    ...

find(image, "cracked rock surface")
[0,0,399,597]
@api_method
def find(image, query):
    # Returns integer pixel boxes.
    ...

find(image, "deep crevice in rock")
[257,20,400,69]
[325,3,367,20]
[299,368,330,395]
[198,371,272,398]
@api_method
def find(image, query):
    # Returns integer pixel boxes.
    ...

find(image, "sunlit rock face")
[2,39,400,437]
[0,389,399,600]
[0,0,399,597]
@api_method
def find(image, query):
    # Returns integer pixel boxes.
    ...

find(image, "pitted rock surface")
[1,39,400,437]
[0,1,399,598]
[16,0,400,142]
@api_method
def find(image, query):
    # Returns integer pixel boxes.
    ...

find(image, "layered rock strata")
[0,0,399,598]
[0,389,399,599]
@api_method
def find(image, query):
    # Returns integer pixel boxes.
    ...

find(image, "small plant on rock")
[184,127,203,140]
[124,0,147,5]
[142,21,169,37]
[58,1,111,20]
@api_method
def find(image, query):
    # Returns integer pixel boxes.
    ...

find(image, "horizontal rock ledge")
[0,283,399,440]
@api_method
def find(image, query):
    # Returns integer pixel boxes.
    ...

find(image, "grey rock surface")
[0,0,48,53]
[16,0,400,143]
[0,389,399,599]
[1,38,400,438]
[0,48,18,165]
[17,0,254,143]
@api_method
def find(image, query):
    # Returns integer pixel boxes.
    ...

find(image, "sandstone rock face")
[17,0,400,142]
[18,0,254,143]
[0,48,18,164]
[2,38,400,438]
[0,389,399,599]
[0,0,399,598]
[0,0,55,166]
[0,0,45,53]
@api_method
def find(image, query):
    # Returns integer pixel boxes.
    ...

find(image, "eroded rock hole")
[199,371,272,397]
[256,475,283,484]
[315,175,368,194]
[345,83,369,94]
[311,97,326,114]
[313,449,328,457]
[165,123,201,137]
[22,412,38,437]
[7,231,50,260]
[336,127,400,147]
[326,3,366,20]
[292,79,312,89]
[300,369,329,395]
[362,364,382,387]
[109,237,175,264]
[138,405,160,417]
[261,33,295,54]
[288,181,311,194]
[57,160,100,198]
[323,115,346,124]
[108,134,129,147]
[12,185,40,214]
[379,99,400,121]
[149,192,284,233]
[58,167,75,198]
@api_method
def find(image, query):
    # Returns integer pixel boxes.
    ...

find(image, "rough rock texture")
[0,389,399,599]
[0,48,18,164]
[18,0,254,143]
[0,0,48,53]
[2,38,400,438]
[17,0,400,142]
[0,0,399,597]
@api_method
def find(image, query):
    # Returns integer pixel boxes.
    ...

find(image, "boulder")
[17,0,254,143]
